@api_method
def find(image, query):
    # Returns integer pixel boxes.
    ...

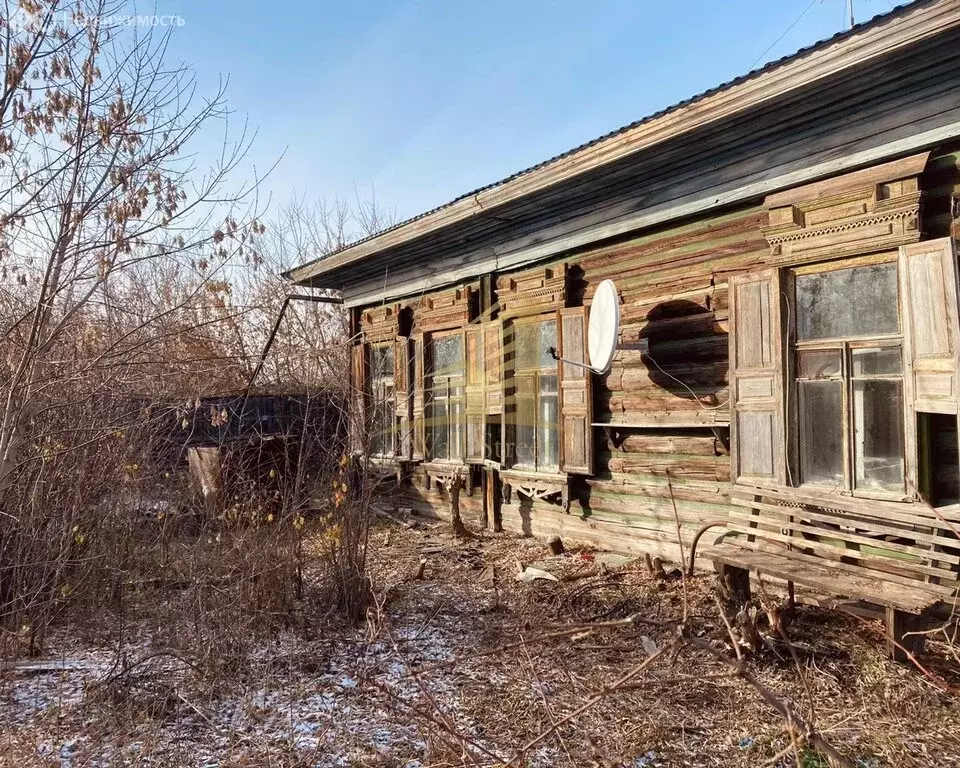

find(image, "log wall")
[499,205,767,562]
[370,143,960,566]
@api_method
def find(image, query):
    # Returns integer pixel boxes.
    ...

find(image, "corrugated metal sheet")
[311,22,960,306]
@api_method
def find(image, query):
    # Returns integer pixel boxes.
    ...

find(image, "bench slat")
[710,543,942,614]
[728,508,960,570]
[730,484,960,525]
[729,497,960,554]
[725,520,956,583]
[713,533,959,599]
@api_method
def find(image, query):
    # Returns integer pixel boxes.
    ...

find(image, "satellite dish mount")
[547,279,629,375]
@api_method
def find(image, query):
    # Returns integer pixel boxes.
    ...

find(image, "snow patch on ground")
[0,610,484,766]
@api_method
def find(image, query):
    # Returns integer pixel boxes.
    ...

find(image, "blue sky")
[164,0,905,223]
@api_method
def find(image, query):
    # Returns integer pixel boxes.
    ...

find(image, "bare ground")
[2,516,959,767]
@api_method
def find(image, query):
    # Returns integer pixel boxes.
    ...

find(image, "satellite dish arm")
[547,346,606,375]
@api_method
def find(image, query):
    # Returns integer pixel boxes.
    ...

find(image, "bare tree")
[0,0,263,490]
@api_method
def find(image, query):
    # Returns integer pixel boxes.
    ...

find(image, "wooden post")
[486,469,503,532]
[450,473,469,538]
[717,563,751,605]
[886,607,926,661]
[187,446,222,516]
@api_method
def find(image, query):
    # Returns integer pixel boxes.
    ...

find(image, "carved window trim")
[409,284,478,470]
[760,153,927,266]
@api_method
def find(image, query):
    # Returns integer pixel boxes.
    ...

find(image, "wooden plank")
[725,516,956,580]
[728,497,960,555]
[764,152,930,208]
[716,536,957,598]
[709,543,942,613]
[731,483,960,523]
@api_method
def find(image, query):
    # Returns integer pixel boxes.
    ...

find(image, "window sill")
[793,483,913,504]
[501,468,565,484]
[733,480,916,508]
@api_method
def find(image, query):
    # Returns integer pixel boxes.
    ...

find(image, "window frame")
[509,314,561,474]
[425,329,466,464]
[788,254,909,501]
[367,341,397,459]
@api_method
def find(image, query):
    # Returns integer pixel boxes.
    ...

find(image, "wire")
[642,352,730,412]
[750,0,821,71]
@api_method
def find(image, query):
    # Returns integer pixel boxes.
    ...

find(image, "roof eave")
[286,0,955,287]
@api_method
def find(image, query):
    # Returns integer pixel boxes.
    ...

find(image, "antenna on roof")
[847,0,855,29]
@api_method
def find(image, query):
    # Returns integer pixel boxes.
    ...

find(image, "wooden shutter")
[483,320,503,416]
[411,333,426,461]
[465,326,485,462]
[729,269,785,484]
[559,307,593,474]
[350,343,366,455]
[395,336,412,460]
[900,238,960,415]
[501,320,516,468]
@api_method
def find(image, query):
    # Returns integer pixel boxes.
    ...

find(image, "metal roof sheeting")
[286,0,934,284]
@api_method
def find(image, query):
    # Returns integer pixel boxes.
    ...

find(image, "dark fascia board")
[285,0,955,288]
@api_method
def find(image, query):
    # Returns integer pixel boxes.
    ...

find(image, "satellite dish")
[587,279,620,374]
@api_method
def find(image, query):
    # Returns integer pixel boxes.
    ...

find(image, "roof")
[287,0,955,287]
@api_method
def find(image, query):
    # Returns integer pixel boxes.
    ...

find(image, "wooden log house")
[287,0,960,655]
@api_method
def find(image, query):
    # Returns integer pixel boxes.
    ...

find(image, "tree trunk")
[449,473,470,538]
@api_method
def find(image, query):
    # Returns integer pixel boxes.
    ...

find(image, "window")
[369,344,395,456]
[427,333,465,461]
[512,318,559,472]
[793,260,905,493]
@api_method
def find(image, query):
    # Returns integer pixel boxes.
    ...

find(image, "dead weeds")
[1,516,958,767]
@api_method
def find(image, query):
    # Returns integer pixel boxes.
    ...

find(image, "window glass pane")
[428,400,448,459]
[514,323,539,370]
[451,385,463,459]
[796,263,899,340]
[854,379,905,492]
[539,321,558,368]
[851,347,902,377]
[371,345,394,378]
[539,374,559,470]
[797,349,841,379]
[515,320,558,370]
[798,379,844,486]
[433,335,463,375]
[369,344,395,455]
[515,407,536,468]
[371,390,394,456]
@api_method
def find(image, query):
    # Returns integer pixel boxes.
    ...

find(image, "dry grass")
[1,516,958,767]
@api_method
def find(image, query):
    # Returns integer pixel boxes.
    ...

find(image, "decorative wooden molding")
[761,153,928,265]
[421,462,472,494]
[500,470,569,512]
[413,284,476,332]
[496,264,566,318]
[361,303,402,343]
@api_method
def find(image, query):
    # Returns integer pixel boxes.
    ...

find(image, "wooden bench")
[702,484,960,658]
